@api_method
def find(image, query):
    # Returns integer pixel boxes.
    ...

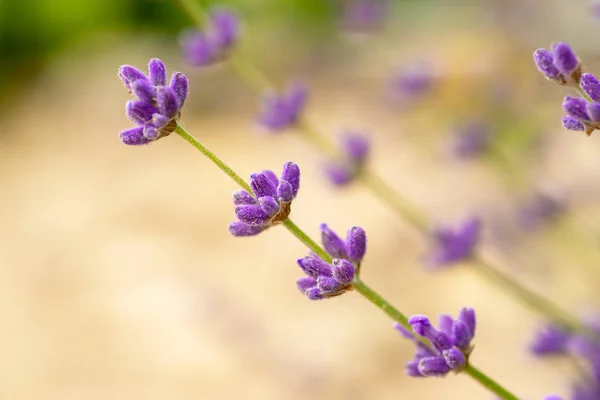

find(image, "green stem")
[174,124,252,193]
[575,85,593,103]
[282,219,332,263]
[353,278,519,400]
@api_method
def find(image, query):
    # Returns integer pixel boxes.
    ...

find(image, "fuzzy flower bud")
[533,43,581,85]
[324,132,370,186]
[425,217,481,268]
[181,9,239,66]
[258,81,307,131]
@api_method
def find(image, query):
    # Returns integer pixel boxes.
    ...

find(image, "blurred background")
[3,0,600,398]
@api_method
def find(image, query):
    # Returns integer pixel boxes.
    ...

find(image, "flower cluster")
[517,190,566,230]
[531,318,600,400]
[258,81,308,131]
[324,132,370,186]
[181,9,238,66]
[395,307,476,377]
[296,224,366,300]
[229,162,300,236]
[118,58,188,145]
[426,218,481,268]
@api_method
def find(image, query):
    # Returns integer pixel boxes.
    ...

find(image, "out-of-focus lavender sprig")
[118,58,188,145]
[324,131,370,186]
[426,218,481,268]
[389,60,435,106]
[181,8,238,67]
[296,224,366,299]
[229,162,301,236]
[395,307,476,377]
[258,81,308,132]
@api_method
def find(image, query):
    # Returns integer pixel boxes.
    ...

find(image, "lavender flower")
[544,396,563,400]
[229,162,300,236]
[258,81,307,131]
[390,60,434,104]
[529,323,570,355]
[181,9,239,66]
[450,119,492,159]
[533,43,581,85]
[425,218,481,267]
[324,131,370,185]
[118,58,188,145]
[339,0,386,32]
[296,224,367,300]
[517,190,566,230]
[395,307,476,377]
[560,88,600,135]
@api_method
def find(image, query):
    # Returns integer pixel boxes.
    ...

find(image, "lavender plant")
[110,1,600,398]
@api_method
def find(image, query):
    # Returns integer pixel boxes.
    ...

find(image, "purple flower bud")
[182,32,214,66]
[148,58,167,86]
[427,218,481,267]
[533,48,561,80]
[457,307,476,337]
[156,86,179,119]
[281,162,300,197]
[250,172,278,199]
[296,276,317,293]
[126,101,156,124]
[405,360,424,377]
[324,163,353,186]
[151,113,170,129]
[262,170,279,188]
[530,323,570,355]
[340,132,370,163]
[120,126,151,146]
[143,126,160,140]
[442,347,466,369]
[552,42,579,76]
[209,9,239,48]
[228,221,266,237]
[438,315,454,336]
[235,204,270,226]
[390,60,434,102]
[452,320,471,350]
[563,96,590,121]
[297,256,332,278]
[587,102,600,122]
[259,196,280,218]
[409,315,453,352]
[306,287,326,300]
[346,226,367,264]
[118,65,148,91]
[562,116,585,131]
[320,224,349,259]
[518,190,566,230]
[258,81,307,131]
[233,190,257,205]
[418,356,451,377]
[331,258,355,285]
[451,119,491,159]
[132,79,156,105]
[317,276,344,294]
[581,73,600,101]
[170,72,189,109]
[277,181,294,203]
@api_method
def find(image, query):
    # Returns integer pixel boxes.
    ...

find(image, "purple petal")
[156,86,179,119]
[552,42,579,76]
[587,102,600,122]
[345,226,367,264]
[170,72,189,109]
[581,73,600,101]
[209,9,239,48]
[405,360,425,377]
[442,347,466,369]
[438,315,454,337]
[276,181,294,203]
[317,276,344,294]
[530,323,569,355]
[118,65,148,91]
[331,258,354,285]
[262,170,279,188]
[296,276,317,292]
[340,132,370,163]
[120,126,151,146]
[131,79,156,105]
[228,221,266,237]
[452,320,471,349]
[258,196,279,218]
[418,356,451,377]
[235,204,270,226]
[152,113,170,129]
[305,287,326,300]
[126,100,156,124]
[563,96,590,121]
[281,162,300,197]
[143,126,160,140]
[324,163,354,186]
[561,116,585,131]
[148,58,167,86]
[320,224,349,260]
[457,307,476,337]
[233,190,257,205]
[250,172,278,198]
[297,256,332,278]
[181,31,216,66]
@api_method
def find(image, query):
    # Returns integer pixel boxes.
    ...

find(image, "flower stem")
[174,124,252,193]
[282,219,332,263]
[352,278,520,400]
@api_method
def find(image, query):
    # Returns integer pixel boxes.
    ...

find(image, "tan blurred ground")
[2,28,600,399]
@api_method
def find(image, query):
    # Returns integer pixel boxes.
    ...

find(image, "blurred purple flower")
[450,119,492,159]
[258,81,308,131]
[426,218,481,268]
[229,162,300,236]
[518,190,566,230]
[118,58,188,145]
[390,60,434,104]
[395,307,476,377]
[324,131,370,186]
[339,0,386,32]
[181,9,239,67]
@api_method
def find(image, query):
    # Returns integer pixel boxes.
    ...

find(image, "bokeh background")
[3,0,600,398]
